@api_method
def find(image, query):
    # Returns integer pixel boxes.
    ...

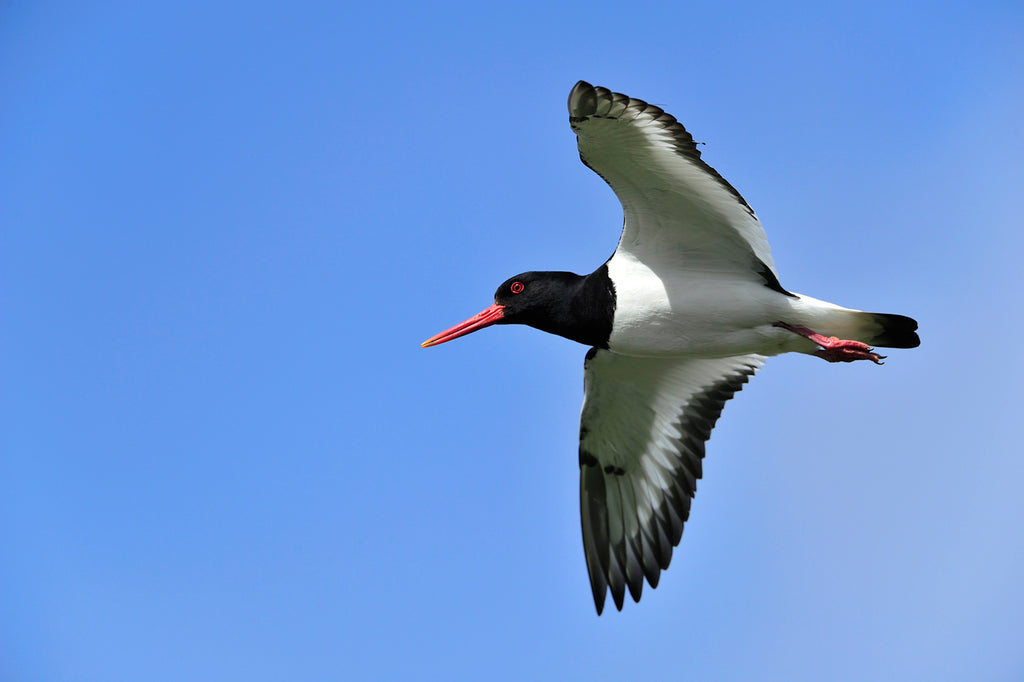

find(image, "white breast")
[606,250,797,358]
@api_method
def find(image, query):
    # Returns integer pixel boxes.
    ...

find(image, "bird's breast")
[605,251,790,357]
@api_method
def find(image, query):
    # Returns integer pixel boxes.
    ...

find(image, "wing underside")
[579,348,764,614]
[568,81,779,282]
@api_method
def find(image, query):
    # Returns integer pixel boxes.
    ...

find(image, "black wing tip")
[610,581,626,612]
[591,572,659,615]
[568,80,598,119]
[592,580,607,615]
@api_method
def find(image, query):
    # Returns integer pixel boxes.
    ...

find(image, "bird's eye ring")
[510,281,525,294]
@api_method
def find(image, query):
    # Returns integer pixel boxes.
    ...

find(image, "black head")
[491,271,583,326]
[422,268,614,348]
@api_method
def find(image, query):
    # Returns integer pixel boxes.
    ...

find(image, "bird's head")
[421,272,581,347]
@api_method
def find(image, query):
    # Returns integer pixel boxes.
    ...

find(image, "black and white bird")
[422,81,919,614]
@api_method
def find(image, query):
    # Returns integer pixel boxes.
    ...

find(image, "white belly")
[605,251,800,357]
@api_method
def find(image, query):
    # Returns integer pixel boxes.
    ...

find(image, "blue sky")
[3,1,1023,680]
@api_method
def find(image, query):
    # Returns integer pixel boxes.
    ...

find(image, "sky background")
[3,1,1023,680]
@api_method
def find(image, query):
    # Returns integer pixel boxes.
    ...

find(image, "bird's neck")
[525,265,615,348]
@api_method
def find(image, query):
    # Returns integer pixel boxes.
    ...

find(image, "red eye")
[510,281,525,294]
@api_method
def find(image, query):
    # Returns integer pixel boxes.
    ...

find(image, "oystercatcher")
[422,81,919,614]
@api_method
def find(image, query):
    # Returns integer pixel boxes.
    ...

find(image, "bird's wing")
[579,348,764,614]
[568,81,781,285]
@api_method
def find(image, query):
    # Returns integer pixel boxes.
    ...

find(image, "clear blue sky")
[3,2,1023,680]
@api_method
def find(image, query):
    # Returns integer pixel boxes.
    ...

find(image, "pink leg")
[774,322,886,364]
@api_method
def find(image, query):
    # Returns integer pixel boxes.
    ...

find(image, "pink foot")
[774,322,886,364]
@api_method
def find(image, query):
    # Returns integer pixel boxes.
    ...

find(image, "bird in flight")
[422,81,919,614]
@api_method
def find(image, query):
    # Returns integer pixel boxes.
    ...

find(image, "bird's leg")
[773,322,886,364]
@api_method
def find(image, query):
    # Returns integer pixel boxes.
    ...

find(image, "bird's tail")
[860,312,920,348]
[793,295,920,349]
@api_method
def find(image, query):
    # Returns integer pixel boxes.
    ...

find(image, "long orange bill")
[421,303,506,348]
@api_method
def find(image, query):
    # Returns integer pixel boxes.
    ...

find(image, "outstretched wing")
[568,81,780,286]
[579,348,764,614]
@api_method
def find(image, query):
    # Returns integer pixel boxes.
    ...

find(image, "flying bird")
[422,81,919,614]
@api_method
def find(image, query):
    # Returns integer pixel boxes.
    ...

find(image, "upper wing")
[579,348,764,614]
[568,81,779,281]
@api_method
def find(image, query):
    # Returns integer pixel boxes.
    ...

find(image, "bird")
[421,81,919,615]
